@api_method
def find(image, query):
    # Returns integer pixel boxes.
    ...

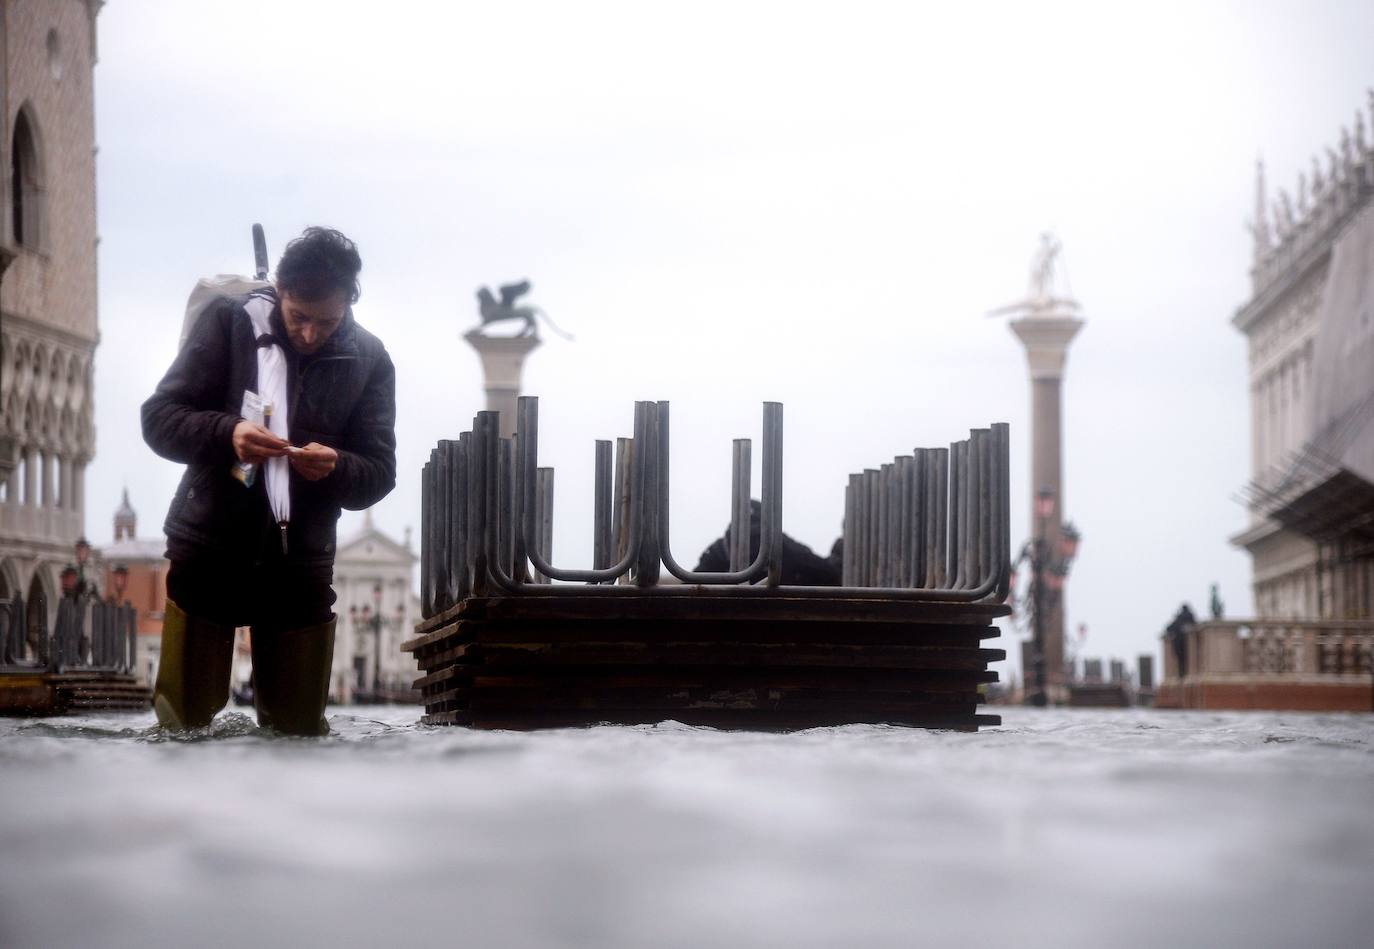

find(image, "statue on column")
[1029,232,1062,303]
[987,231,1080,319]
[472,281,573,340]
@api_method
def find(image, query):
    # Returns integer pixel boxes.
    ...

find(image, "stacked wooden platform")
[0,671,152,716]
[404,594,1007,731]
[53,672,153,712]
[1067,682,1131,708]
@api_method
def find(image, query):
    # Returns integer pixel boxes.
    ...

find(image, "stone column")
[1009,310,1083,703]
[59,457,72,510]
[73,462,86,530]
[40,452,52,507]
[24,446,38,506]
[463,330,541,439]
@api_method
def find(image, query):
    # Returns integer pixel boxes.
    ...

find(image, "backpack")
[178,224,271,350]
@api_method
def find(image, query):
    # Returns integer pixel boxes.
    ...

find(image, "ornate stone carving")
[0,322,96,465]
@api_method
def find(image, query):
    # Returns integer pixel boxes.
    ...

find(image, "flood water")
[1,705,1371,949]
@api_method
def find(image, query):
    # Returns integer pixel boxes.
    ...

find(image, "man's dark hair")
[276,226,362,304]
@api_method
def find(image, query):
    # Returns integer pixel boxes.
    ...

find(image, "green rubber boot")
[153,599,236,730]
[251,617,336,736]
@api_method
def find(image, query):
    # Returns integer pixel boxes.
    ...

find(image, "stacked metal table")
[405,400,1010,731]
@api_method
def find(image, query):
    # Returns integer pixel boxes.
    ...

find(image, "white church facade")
[328,512,422,703]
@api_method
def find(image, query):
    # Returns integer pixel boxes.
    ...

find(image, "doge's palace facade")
[0,1,101,623]
[1232,93,1374,621]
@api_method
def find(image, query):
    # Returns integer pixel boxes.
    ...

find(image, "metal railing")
[0,593,138,675]
[420,399,1009,617]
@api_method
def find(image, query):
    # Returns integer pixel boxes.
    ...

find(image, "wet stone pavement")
[1,706,1371,948]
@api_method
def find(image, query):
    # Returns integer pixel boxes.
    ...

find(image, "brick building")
[101,489,170,684]
[0,1,103,648]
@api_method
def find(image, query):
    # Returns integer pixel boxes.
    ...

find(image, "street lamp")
[73,536,92,599]
[1011,487,1082,707]
[110,564,129,605]
[60,565,79,600]
[1034,486,1055,521]
[1059,523,1081,561]
[348,582,407,699]
[371,583,383,693]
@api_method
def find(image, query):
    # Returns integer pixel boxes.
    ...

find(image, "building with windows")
[0,1,102,649]
[329,511,421,703]
[101,489,170,685]
[1232,96,1374,622]
[1160,92,1374,711]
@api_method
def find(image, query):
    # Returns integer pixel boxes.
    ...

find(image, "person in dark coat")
[142,227,396,734]
[693,500,842,586]
[1165,603,1197,679]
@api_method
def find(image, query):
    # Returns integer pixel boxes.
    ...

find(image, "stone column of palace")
[463,330,542,439]
[1009,310,1083,701]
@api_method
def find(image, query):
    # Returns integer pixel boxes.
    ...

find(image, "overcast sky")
[87,0,1374,683]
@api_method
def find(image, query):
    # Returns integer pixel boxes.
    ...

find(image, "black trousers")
[167,548,335,631]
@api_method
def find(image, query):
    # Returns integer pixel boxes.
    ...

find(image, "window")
[11,108,43,249]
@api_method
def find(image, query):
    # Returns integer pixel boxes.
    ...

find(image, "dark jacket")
[142,291,397,575]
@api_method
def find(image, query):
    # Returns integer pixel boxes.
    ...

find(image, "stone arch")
[5,388,20,429]
[24,568,51,660]
[40,400,57,447]
[0,560,16,661]
[23,394,38,447]
[30,343,49,405]
[48,348,67,411]
[11,102,46,249]
[0,339,14,403]
[11,338,32,398]
[61,350,79,410]
[59,407,76,457]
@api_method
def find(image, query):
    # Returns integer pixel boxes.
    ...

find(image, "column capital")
[464,330,542,438]
[463,330,542,388]
[1009,314,1085,380]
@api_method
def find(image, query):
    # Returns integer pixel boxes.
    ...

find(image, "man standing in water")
[142,227,397,735]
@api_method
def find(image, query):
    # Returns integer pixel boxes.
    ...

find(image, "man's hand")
[289,442,338,481]
[233,421,290,464]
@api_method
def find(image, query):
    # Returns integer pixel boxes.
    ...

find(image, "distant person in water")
[142,227,397,735]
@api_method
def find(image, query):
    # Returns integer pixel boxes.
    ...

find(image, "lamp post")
[1030,488,1053,707]
[110,564,129,606]
[74,536,92,599]
[370,583,383,693]
[350,582,406,698]
[1012,486,1081,707]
